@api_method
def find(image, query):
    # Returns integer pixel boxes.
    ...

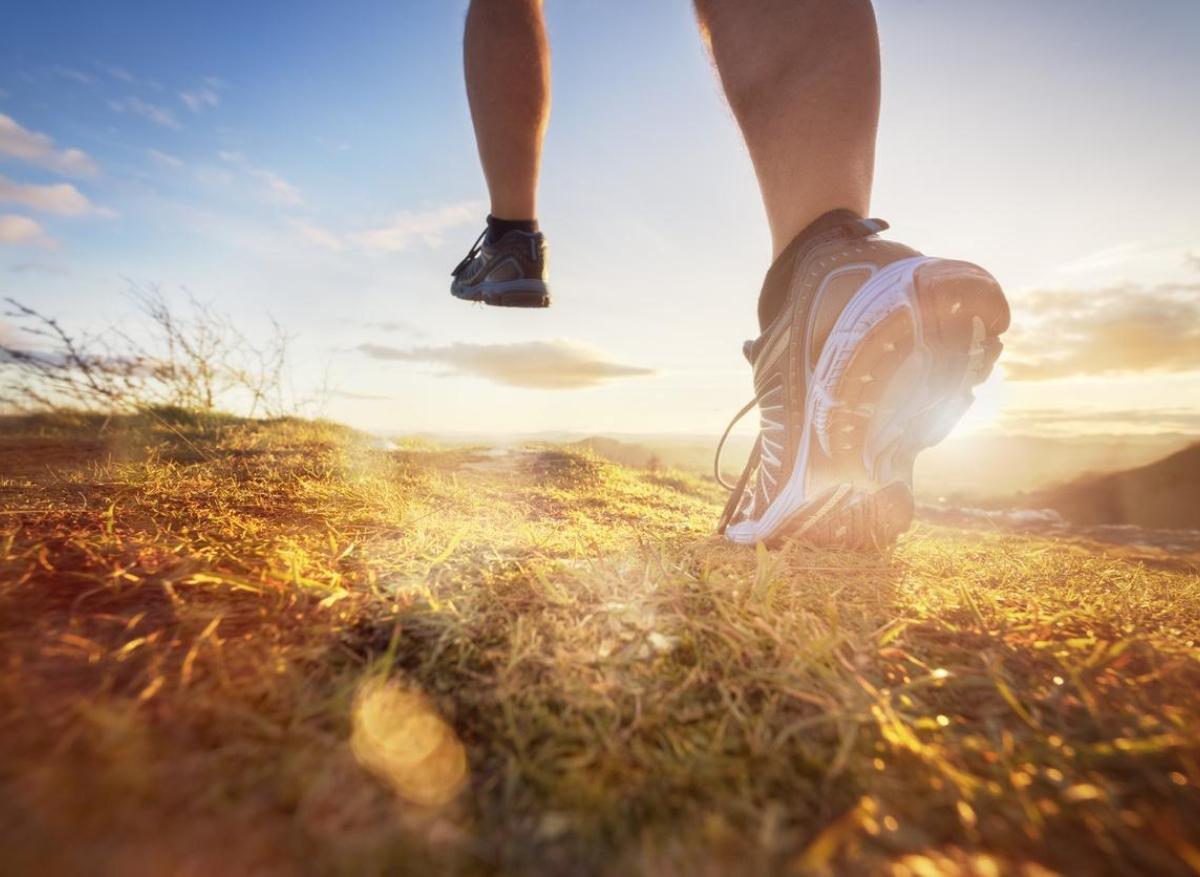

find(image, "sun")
[949,368,1006,437]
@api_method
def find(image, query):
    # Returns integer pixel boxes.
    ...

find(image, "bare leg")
[463,0,550,221]
[695,0,881,258]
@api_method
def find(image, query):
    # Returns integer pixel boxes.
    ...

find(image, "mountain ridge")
[1033,440,1200,529]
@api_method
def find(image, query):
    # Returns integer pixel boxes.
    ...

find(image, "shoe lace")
[451,228,487,278]
[713,395,764,534]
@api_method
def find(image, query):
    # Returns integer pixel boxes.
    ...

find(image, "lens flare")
[351,678,467,807]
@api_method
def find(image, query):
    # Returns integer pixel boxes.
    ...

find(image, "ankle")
[486,214,539,244]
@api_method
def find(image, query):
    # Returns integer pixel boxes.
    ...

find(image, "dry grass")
[0,412,1198,876]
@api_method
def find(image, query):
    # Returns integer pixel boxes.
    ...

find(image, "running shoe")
[715,216,1009,548]
[450,227,551,308]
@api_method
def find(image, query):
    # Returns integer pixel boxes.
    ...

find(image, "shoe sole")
[767,480,917,551]
[451,281,551,309]
[484,291,551,308]
[730,255,1009,549]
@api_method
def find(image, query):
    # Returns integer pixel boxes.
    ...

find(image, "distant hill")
[1033,442,1200,529]
[913,432,1194,501]
[565,436,665,470]
[565,435,741,477]
[556,432,1196,503]
[403,428,1197,505]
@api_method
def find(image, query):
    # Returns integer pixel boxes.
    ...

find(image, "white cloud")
[0,174,115,217]
[287,202,483,253]
[180,87,220,112]
[353,202,481,252]
[1053,242,1148,276]
[0,113,99,178]
[290,219,344,251]
[1000,407,1200,433]
[1050,242,1200,289]
[194,166,235,187]
[147,148,184,169]
[250,168,302,206]
[104,66,136,84]
[217,150,302,206]
[53,66,94,85]
[1006,281,1200,381]
[331,389,393,402]
[0,214,56,248]
[108,96,181,130]
[357,339,656,389]
[369,320,425,337]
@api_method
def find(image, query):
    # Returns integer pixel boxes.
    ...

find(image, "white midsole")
[726,255,933,545]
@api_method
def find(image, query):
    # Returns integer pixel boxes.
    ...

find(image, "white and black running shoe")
[716,216,1010,549]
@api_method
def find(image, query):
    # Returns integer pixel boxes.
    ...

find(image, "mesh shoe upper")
[716,217,921,534]
[451,229,548,293]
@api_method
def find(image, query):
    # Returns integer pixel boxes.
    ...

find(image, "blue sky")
[3,0,1199,436]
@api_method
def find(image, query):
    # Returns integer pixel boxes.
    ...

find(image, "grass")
[0,412,1198,876]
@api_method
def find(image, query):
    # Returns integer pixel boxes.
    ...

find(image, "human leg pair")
[453,0,1009,545]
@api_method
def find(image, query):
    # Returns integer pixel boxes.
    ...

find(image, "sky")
[2,0,1199,439]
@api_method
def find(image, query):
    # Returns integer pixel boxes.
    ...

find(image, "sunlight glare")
[351,678,467,807]
[948,368,1006,437]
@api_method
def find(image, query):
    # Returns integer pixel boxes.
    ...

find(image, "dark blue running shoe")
[450,228,551,308]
